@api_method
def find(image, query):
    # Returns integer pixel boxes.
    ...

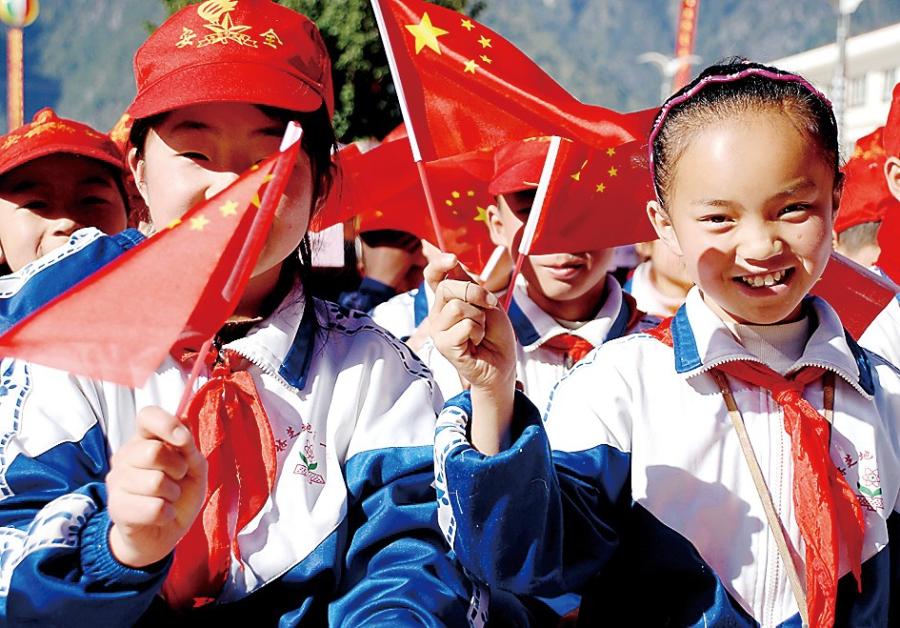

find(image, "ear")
[127,147,150,206]
[832,170,843,220]
[885,157,900,203]
[486,203,505,246]
[646,199,683,257]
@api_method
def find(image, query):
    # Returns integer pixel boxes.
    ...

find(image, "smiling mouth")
[734,268,793,288]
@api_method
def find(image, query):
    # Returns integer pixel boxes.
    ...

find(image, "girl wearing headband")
[430,59,899,626]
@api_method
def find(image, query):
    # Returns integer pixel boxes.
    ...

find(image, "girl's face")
[649,110,839,325]
[130,102,313,306]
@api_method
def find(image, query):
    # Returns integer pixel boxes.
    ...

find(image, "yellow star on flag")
[480,54,492,64]
[167,218,182,230]
[596,183,606,193]
[478,35,492,48]
[219,200,239,217]
[190,215,210,231]
[474,206,488,222]
[464,59,478,74]
[405,12,448,55]
[460,18,474,31]
[570,171,581,182]
[606,147,616,157]
[608,167,618,177]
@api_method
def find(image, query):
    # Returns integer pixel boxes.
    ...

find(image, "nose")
[204,170,241,201]
[736,220,784,263]
[51,215,83,238]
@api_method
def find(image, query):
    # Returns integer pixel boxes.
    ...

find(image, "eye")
[81,195,111,206]
[21,199,48,211]
[779,203,810,216]
[179,151,209,161]
[700,214,731,224]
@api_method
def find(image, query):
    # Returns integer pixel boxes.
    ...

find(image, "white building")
[770,21,900,155]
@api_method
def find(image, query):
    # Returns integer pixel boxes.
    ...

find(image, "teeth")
[740,269,786,287]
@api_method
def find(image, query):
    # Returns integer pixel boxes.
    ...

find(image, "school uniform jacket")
[0,234,477,626]
[371,280,433,342]
[435,288,900,627]
[858,267,900,370]
[420,274,657,414]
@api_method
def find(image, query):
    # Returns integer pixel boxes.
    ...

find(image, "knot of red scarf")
[162,349,278,609]
[649,318,866,628]
[542,334,595,364]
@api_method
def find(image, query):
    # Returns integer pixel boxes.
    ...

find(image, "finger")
[433,280,498,313]
[109,492,176,527]
[118,438,190,480]
[430,298,487,335]
[136,406,194,450]
[434,317,487,357]
[424,252,473,291]
[112,467,183,503]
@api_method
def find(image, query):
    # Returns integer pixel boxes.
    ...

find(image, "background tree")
[160,0,484,141]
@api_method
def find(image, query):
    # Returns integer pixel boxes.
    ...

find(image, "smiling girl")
[430,60,900,627]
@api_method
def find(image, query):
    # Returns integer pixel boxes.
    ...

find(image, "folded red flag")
[315,135,497,271]
[371,0,645,161]
[812,252,899,339]
[0,138,300,387]
[519,136,657,256]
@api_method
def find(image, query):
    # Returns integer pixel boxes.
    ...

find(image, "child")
[832,128,900,369]
[422,137,654,414]
[0,108,129,273]
[625,239,693,318]
[430,60,899,627]
[0,2,473,625]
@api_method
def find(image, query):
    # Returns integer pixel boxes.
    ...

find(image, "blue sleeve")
[338,277,398,314]
[328,444,476,627]
[0,228,144,334]
[435,390,630,598]
[890,511,899,626]
[0,364,167,626]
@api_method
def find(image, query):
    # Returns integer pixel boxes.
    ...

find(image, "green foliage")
[160,0,485,141]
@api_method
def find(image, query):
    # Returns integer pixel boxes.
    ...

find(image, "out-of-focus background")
[2,0,899,150]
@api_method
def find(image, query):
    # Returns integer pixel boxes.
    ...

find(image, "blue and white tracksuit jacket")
[0,229,477,626]
[435,288,900,627]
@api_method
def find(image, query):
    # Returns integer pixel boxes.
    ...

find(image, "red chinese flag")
[371,0,645,161]
[521,137,656,256]
[0,146,297,387]
[812,252,899,339]
[314,135,496,271]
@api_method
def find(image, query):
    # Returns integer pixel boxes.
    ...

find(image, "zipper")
[221,344,300,395]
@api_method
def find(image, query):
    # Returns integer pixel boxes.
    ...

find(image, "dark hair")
[650,58,840,207]
[129,103,338,292]
[835,220,881,253]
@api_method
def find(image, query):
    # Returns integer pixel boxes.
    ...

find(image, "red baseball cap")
[885,82,900,157]
[488,137,552,197]
[127,0,334,120]
[835,127,896,233]
[0,108,124,178]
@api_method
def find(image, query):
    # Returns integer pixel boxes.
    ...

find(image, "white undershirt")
[726,317,811,375]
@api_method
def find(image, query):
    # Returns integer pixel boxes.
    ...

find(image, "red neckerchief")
[649,318,864,628]
[162,348,278,609]
[542,293,645,365]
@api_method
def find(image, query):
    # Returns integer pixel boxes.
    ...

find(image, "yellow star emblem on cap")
[219,200,239,217]
[405,12,449,55]
[190,215,210,231]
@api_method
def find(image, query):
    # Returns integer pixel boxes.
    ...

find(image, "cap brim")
[126,61,326,120]
[0,144,124,178]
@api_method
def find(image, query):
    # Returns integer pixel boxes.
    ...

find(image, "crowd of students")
[0,1,897,626]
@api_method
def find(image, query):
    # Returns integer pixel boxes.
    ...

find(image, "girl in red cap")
[0,108,129,274]
[429,60,900,627]
[0,1,473,625]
